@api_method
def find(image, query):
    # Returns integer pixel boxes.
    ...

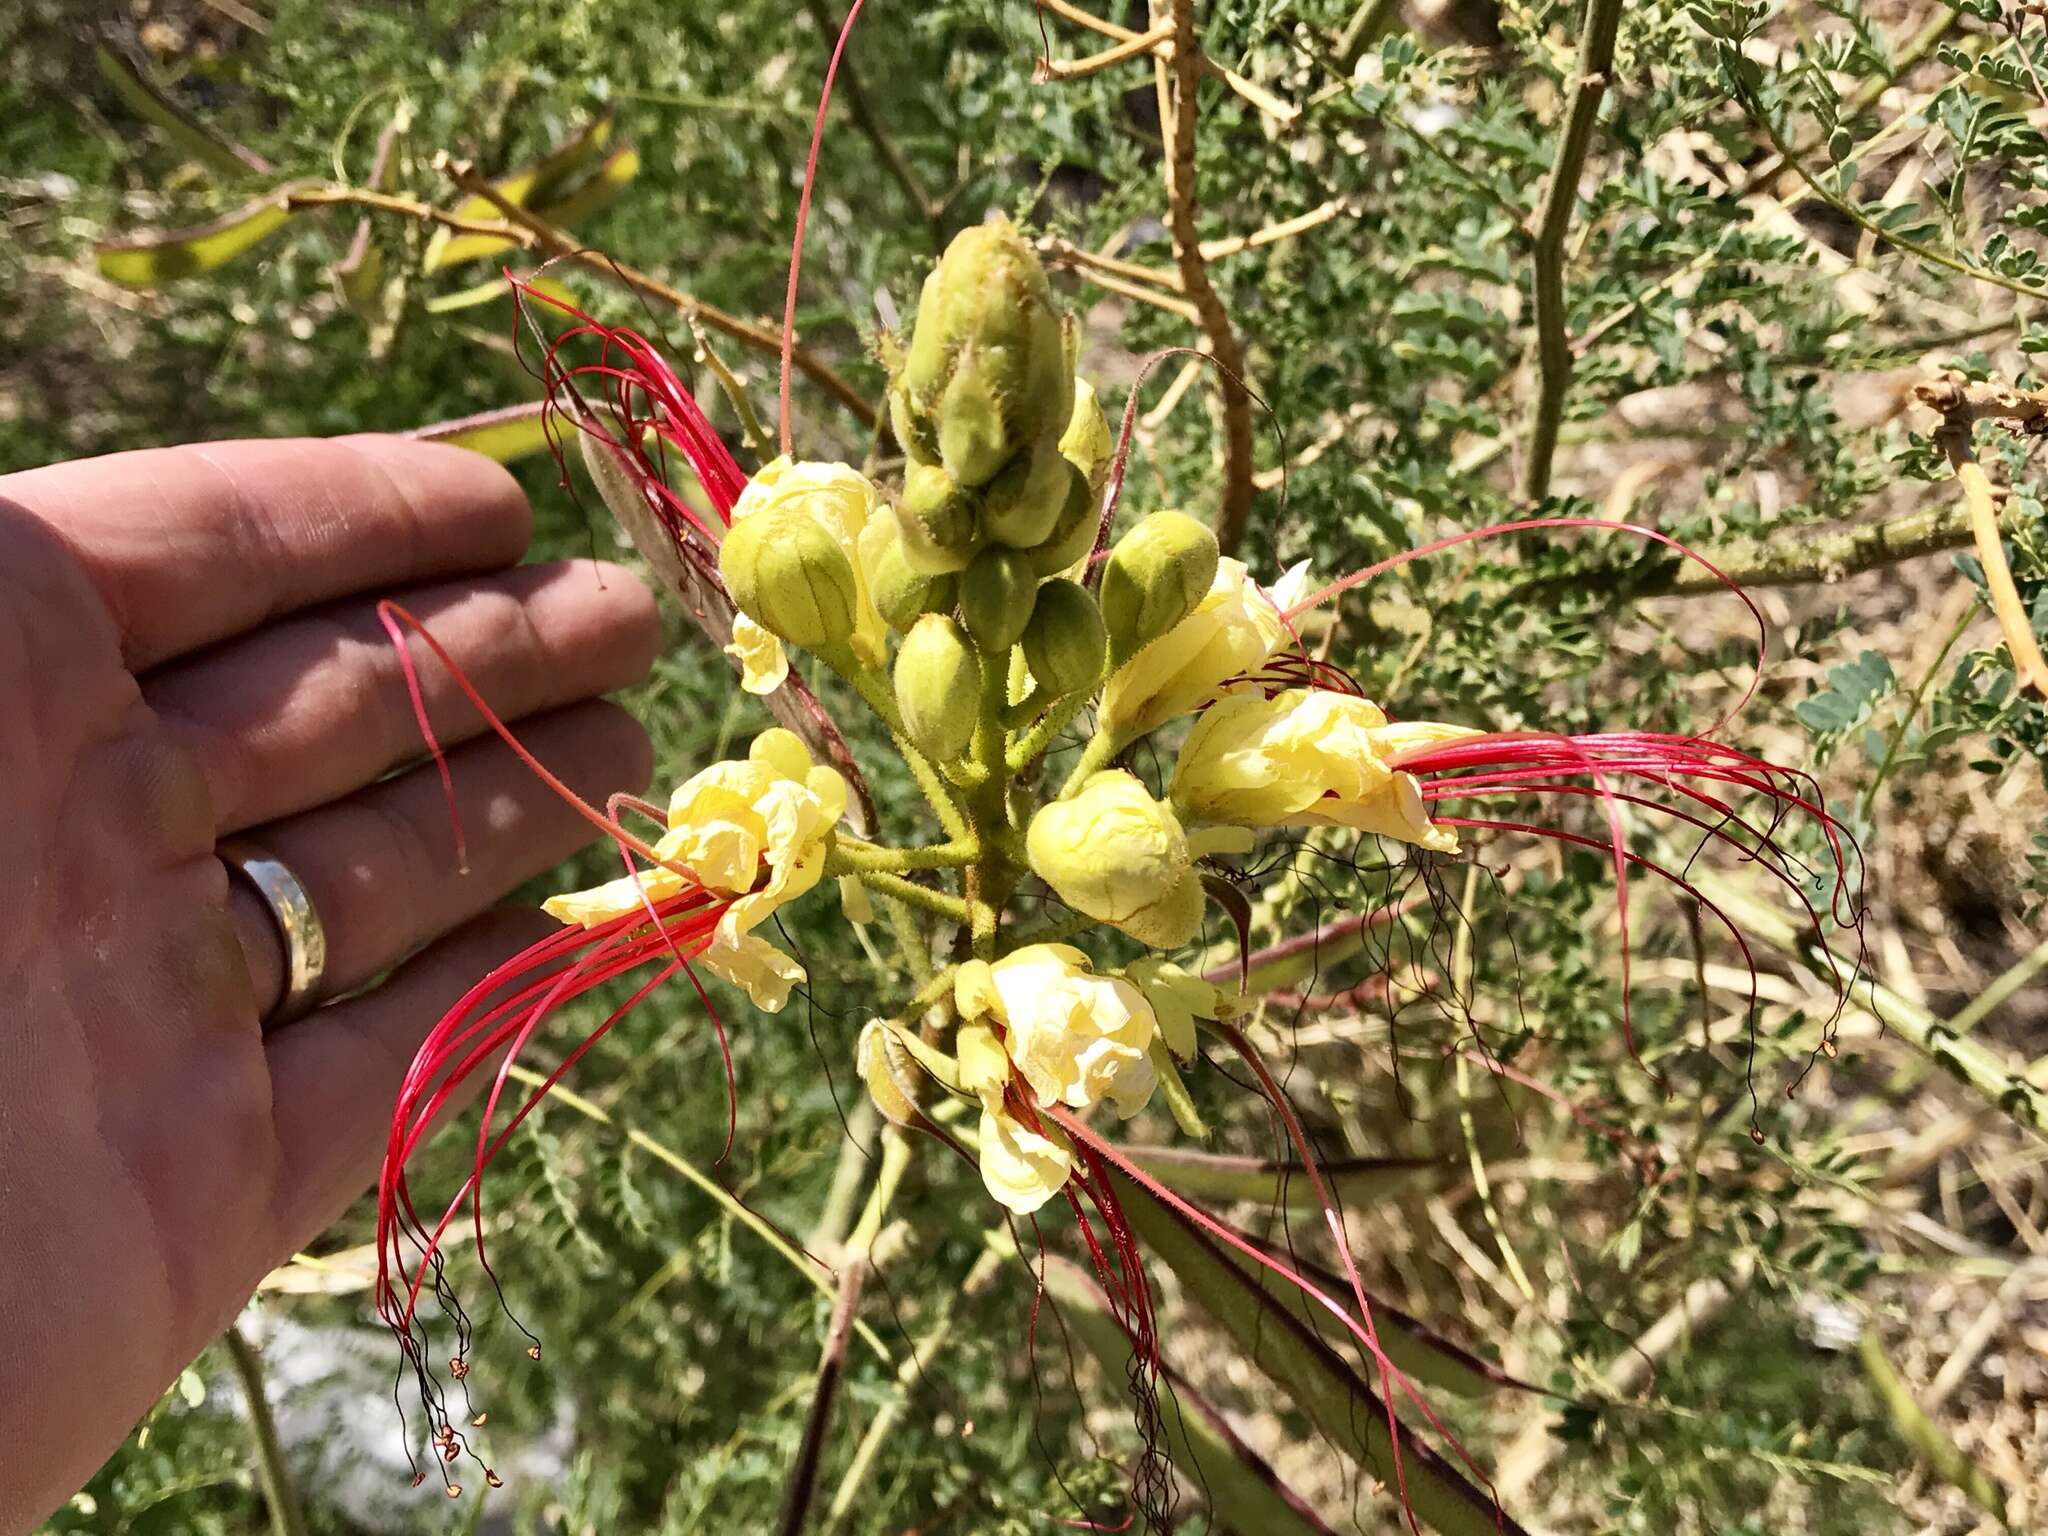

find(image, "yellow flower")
[542,728,848,1011]
[1026,771,1203,949]
[725,614,790,695]
[1169,688,1476,853]
[1099,556,1313,737]
[1125,956,1234,1061]
[955,944,1159,1119]
[976,1090,1073,1215]
[723,457,891,684]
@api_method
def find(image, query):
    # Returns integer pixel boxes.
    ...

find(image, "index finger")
[0,435,533,669]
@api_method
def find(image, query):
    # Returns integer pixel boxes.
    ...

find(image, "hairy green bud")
[959,545,1038,654]
[861,515,956,633]
[895,462,980,574]
[719,504,859,649]
[1028,461,1099,577]
[1020,578,1107,698]
[1099,510,1219,663]
[894,613,979,762]
[1058,377,1114,487]
[981,436,1077,550]
[897,217,1071,489]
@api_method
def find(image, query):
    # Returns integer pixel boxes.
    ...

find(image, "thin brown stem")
[222,1327,309,1536]
[432,153,877,427]
[1157,0,1257,555]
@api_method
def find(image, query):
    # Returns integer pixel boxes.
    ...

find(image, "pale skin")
[0,437,662,1533]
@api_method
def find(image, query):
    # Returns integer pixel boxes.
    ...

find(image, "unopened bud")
[1058,377,1113,486]
[1026,770,1202,949]
[719,505,858,649]
[894,613,979,762]
[959,546,1038,654]
[1020,579,1106,698]
[857,1021,921,1127]
[899,217,1070,488]
[1099,510,1219,663]
[1029,461,1099,577]
[861,514,956,633]
[983,436,1083,551]
[895,462,980,574]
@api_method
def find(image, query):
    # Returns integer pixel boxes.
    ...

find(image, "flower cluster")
[375,217,1862,1512]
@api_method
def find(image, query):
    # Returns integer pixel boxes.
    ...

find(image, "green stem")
[819,642,974,843]
[222,1327,309,1536]
[1007,687,1092,773]
[855,869,969,923]
[1860,604,1973,820]
[1519,0,1627,502]
[829,836,977,874]
[969,653,1012,959]
[1055,728,1123,799]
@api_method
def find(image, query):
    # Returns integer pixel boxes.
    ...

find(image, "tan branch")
[1036,24,1174,81]
[1157,0,1257,555]
[1198,196,1351,260]
[431,152,878,428]
[1036,0,1299,124]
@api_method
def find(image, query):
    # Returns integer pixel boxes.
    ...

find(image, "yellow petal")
[977,1094,1073,1215]
[726,615,789,695]
[541,865,688,928]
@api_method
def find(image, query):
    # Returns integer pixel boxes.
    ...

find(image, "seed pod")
[1028,459,1099,577]
[895,462,980,574]
[894,613,980,762]
[959,545,1038,654]
[1099,510,1219,663]
[861,515,956,633]
[1020,579,1107,698]
[718,504,859,649]
[981,435,1075,550]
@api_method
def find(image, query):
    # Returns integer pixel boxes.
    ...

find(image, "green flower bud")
[1058,377,1114,487]
[982,436,1077,550]
[895,462,980,574]
[860,515,956,633]
[899,217,1071,488]
[936,362,1011,489]
[1099,510,1219,663]
[894,613,979,762]
[959,545,1038,654]
[890,380,938,466]
[1020,579,1106,698]
[719,504,859,649]
[1028,460,1100,577]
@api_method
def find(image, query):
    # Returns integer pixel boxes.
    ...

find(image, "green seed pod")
[1028,459,1099,577]
[959,545,1038,654]
[861,515,956,633]
[1099,510,1219,663]
[981,435,1074,550]
[1020,578,1107,698]
[719,504,859,649]
[893,613,979,762]
[895,462,980,575]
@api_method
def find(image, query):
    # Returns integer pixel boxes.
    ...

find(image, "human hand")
[0,437,659,1532]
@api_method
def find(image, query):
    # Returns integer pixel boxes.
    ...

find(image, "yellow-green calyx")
[863,514,956,633]
[894,613,980,763]
[1026,770,1203,948]
[1020,579,1106,698]
[719,503,859,649]
[1100,509,1220,665]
